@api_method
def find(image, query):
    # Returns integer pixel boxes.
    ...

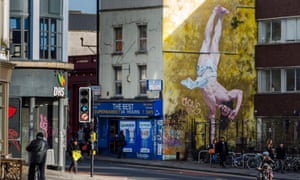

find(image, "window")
[286,69,295,91]
[257,68,300,93]
[139,65,147,94]
[114,27,122,53]
[271,20,281,41]
[138,25,147,52]
[40,18,62,60]
[258,17,300,44]
[10,17,29,58]
[258,69,281,92]
[286,69,300,91]
[114,66,122,95]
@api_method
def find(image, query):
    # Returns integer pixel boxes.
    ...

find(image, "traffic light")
[79,87,92,123]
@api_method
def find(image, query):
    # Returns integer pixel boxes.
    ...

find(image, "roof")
[69,11,97,31]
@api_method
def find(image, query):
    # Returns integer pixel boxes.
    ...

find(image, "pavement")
[21,155,300,180]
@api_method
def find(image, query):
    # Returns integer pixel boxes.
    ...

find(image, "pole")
[90,118,94,177]
[58,98,65,170]
[96,0,100,84]
[90,86,95,177]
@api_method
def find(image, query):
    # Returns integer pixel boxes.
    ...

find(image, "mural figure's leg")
[181,6,218,89]
[210,6,229,67]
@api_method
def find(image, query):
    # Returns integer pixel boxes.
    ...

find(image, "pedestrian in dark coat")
[117,130,126,158]
[276,143,287,173]
[216,136,229,168]
[26,132,48,180]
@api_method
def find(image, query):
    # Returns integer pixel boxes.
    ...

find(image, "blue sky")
[69,0,97,13]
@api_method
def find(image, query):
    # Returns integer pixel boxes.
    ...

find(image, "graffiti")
[8,103,21,155]
[163,110,187,147]
[181,96,202,114]
[164,110,187,131]
[164,129,182,146]
[9,106,17,118]
[40,114,48,138]
[8,129,20,152]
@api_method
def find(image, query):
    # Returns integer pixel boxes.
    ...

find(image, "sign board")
[146,79,163,91]
[90,85,101,96]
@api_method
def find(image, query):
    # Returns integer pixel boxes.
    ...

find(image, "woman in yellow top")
[68,138,81,174]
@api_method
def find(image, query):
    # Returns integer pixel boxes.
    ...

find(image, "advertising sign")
[120,121,136,153]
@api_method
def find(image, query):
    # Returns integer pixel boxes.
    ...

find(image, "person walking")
[276,143,287,173]
[26,132,48,180]
[117,130,126,158]
[68,138,81,174]
[216,136,228,168]
[266,138,275,159]
[208,139,217,167]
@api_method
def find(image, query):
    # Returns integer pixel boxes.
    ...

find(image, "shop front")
[95,99,163,160]
[0,61,15,155]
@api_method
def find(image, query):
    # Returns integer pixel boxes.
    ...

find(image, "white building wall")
[68,31,97,56]
[100,7,163,99]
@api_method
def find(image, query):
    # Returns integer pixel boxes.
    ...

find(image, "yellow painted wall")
[163,0,256,159]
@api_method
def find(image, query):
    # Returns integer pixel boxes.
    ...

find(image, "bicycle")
[257,164,273,180]
[247,153,263,169]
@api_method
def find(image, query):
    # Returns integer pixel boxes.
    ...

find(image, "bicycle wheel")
[247,157,258,169]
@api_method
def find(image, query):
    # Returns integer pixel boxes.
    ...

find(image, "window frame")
[113,26,123,54]
[9,16,29,59]
[40,17,62,61]
[137,24,147,53]
[138,65,147,95]
[257,68,300,93]
[114,66,122,96]
[258,17,300,44]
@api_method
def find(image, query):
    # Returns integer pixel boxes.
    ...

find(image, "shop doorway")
[109,120,119,153]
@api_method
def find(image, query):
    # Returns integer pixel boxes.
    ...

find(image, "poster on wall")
[138,121,152,153]
[156,120,163,157]
[120,121,136,153]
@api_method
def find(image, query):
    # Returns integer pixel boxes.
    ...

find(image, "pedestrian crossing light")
[79,87,92,123]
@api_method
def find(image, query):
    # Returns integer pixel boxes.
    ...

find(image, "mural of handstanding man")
[181,5,243,143]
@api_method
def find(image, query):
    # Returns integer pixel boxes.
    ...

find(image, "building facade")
[68,11,97,143]
[97,0,164,160]
[98,0,257,160]
[8,0,72,169]
[255,0,300,152]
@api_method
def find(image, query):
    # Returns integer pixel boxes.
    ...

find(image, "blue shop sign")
[94,100,162,117]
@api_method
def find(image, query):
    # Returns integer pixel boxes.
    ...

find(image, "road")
[73,159,254,180]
